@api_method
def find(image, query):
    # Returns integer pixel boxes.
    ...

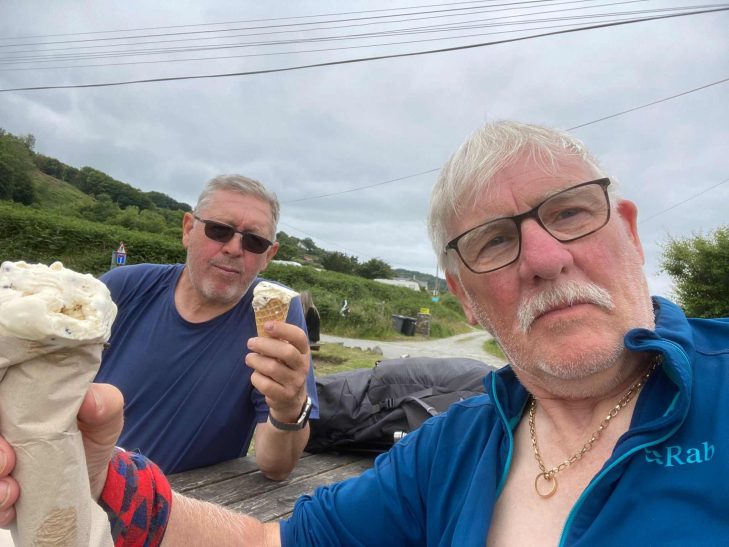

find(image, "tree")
[145,190,192,212]
[0,131,37,205]
[79,193,121,222]
[321,251,359,275]
[20,133,36,151]
[301,237,318,253]
[357,258,394,279]
[275,231,300,261]
[661,226,729,317]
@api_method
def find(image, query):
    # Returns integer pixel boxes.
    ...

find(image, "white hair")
[194,174,280,240]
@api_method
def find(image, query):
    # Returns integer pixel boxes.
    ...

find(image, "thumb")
[78,383,124,500]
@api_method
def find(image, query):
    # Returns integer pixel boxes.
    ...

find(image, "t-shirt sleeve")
[287,296,320,419]
[100,264,158,309]
[279,423,436,546]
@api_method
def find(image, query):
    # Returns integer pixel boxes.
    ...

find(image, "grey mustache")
[517,281,614,333]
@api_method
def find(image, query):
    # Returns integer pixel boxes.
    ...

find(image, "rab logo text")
[644,442,715,467]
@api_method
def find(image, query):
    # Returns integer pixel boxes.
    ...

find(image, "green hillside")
[31,170,95,213]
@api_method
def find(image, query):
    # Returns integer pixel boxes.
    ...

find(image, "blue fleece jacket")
[280,298,729,546]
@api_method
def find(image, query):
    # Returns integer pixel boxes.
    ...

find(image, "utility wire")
[0,18,629,71]
[1,2,698,64]
[0,0,595,49]
[283,169,442,204]
[0,0,540,40]
[0,1,648,62]
[567,77,729,130]
[283,77,728,204]
[639,177,729,224]
[1,7,725,93]
[0,9,688,72]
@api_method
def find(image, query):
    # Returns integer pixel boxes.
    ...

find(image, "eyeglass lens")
[201,219,271,254]
[455,181,609,273]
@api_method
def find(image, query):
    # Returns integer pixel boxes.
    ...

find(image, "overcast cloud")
[1,1,727,297]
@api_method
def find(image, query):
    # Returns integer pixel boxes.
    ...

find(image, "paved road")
[320,329,508,369]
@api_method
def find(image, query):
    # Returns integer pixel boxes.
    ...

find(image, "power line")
[0,0,530,40]
[0,14,656,69]
[0,0,584,49]
[281,77,729,204]
[567,78,729,130]
[639,177,729,224]
[283,169,441,204]
[1,7,725,92]
[0,1,647,63]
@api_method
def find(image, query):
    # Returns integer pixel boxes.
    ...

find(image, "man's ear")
[181,212,195,249]
[616,199,645,263]
[262,241,279,267]
[446,271,479,325]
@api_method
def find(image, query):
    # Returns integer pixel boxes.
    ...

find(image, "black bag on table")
[306,357,495,455]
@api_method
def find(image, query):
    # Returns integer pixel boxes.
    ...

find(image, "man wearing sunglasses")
[1,122,726,545]
[94,174,319,479]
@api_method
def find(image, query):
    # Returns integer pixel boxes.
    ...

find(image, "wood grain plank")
[183,453,372,507]
[169,455,262,492]
[228,458,375,522]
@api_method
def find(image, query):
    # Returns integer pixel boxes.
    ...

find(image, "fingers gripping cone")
[252,281,298,337]
[0,261,117,547]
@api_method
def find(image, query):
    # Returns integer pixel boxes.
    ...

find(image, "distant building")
[373,278,421,291]
[271,260,302,267]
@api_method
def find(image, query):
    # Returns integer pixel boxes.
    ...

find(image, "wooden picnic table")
[169,451,376,522]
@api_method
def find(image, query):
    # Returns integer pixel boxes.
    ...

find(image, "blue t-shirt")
[96,263,319,474]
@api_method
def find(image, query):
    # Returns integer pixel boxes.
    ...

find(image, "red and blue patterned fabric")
[99,448,172,547]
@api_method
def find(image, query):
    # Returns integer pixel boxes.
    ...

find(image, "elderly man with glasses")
[1,122,727,545]
[94,174,319,478]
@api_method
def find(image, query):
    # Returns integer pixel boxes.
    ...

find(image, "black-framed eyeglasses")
[193,215,273,254]
[445,178,611,274]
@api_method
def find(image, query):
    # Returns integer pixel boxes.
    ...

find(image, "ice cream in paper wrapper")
[252,281,298,337]
[0,261,117,547]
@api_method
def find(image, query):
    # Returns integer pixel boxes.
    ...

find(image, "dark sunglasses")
[193,215,273,254]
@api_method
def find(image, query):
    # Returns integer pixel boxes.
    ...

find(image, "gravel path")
[320,329,508,369]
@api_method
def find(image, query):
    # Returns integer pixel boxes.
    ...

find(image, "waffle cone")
[254,299,290,337]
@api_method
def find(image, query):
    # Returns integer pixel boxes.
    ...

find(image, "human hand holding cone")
[252,281,298,337]
[0,261,117,547]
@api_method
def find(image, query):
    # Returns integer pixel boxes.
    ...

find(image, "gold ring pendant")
[535,473,557,498]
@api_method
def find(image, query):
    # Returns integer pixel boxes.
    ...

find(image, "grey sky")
[1,1,727,297]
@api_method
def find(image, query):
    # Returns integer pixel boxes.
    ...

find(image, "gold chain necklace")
[529,359,658,498]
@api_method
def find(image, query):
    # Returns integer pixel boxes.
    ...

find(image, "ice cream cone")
[252,281,298,337]
[254,298,291,337]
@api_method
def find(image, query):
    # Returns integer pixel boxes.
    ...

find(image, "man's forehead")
[201,191,274,227]
[454,167,600,232]
[204,191,271,214]
[488,155,598,198]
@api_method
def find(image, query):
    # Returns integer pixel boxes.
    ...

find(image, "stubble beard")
[465,280,626,386]
[186,255,255,306]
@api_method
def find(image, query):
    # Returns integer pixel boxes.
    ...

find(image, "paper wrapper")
[254,299,291,338]
[0,337,113,547]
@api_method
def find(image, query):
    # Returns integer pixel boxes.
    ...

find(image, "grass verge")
[312,343,382,376]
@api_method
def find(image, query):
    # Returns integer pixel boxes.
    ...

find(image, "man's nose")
[517,219,574,280]
[220,233,244,256]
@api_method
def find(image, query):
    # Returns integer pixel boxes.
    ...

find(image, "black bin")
[391,314,405,333]
[401,316,416,336]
